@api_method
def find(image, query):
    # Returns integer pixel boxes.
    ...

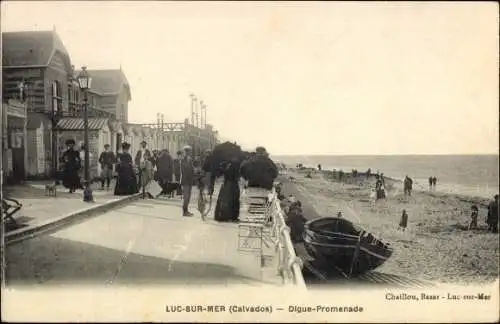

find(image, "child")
[399,209,408,231]
[468,205,479,230]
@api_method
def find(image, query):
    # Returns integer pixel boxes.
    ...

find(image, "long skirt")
[114,164,139,196]
[214,180,240,222]
[62,169,81,191]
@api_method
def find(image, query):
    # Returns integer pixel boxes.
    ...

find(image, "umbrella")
[210,141,243,175]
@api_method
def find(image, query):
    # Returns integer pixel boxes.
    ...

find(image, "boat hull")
[303,217,393,276]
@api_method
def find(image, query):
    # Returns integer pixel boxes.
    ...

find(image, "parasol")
[210,141,243,176]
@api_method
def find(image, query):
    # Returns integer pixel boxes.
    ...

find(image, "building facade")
[1,99,28,184]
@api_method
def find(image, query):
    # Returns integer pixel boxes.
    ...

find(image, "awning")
[56,118,109,130]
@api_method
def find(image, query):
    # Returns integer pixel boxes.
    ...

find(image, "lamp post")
[77,66,93,202]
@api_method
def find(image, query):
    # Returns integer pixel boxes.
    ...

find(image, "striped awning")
[56,118,109,130]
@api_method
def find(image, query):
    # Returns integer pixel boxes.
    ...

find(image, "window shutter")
[52,81,58,113]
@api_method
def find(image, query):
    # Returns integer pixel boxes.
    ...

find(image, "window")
[52,80,62,114]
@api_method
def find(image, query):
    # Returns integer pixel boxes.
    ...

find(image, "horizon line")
[271,153,499,157]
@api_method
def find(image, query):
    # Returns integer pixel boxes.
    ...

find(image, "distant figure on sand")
[366,168,371,179]
[404,175,413,196]
[468,205,479,230]
[432,177,437,189]
[429,177,433,190]
[399,210,408,231]
[487,194,499,233]
[375,177,386,200]
[318,164,322,171]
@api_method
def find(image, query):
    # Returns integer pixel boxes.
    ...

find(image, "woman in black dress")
[114,142,139,196]
[214,157,241,222]
[61,139,82,193]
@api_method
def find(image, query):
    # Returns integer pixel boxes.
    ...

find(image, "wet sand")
[280,170,499,285]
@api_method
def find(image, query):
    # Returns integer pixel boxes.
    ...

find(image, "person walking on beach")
[432,176,437,190]
[98,144,116,190]
[180,145,195,217]
[399,210,409,231]
[404,175,413,197]
[428,177,433,190]
[487,194,499,233]
[468,205,479,230]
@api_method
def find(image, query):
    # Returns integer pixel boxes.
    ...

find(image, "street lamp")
[77,66,93,202]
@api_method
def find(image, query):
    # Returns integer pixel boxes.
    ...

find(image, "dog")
[157,181,182,198]
[45,181,59,197]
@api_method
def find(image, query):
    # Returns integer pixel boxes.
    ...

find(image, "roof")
[74,69,131,100]
[56,118,109,130]
[2,30,71,68]
[27,112,51,129]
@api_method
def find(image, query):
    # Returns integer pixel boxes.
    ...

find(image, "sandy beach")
[283,170,499,285]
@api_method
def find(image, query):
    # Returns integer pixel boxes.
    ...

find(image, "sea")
[272,154,499,199]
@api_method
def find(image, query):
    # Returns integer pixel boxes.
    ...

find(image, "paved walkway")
[4,188,284,287]
[3,181,126,232]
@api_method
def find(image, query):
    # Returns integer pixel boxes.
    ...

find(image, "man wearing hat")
[173,150,183,196]
[180,145,194,216]
[135,140,153,187]
[135,140,152,168]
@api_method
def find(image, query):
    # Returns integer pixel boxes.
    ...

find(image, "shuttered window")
[52,80,62,114]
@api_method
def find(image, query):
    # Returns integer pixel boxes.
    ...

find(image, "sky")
[2,1,499,155]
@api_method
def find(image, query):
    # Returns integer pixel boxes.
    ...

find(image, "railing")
[268,188,307,289]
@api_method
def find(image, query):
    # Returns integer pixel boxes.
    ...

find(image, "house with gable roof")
[80,68,132,123]
[2,28,75,178]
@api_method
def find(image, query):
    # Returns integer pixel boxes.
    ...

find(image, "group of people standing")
[213,146,279,223]
[59,139,280,222]
[428,176,438,190]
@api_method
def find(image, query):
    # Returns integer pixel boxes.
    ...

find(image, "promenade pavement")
[4,187,284,287]
[3,180,141,244]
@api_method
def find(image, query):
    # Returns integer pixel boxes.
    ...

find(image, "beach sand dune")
[281,170,499,285]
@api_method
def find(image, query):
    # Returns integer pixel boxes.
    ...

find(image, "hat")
[256,146,267,154]
[65,139,75,145]
[122,142,131,150]
[140,140,147,145]
[183,145,192,151]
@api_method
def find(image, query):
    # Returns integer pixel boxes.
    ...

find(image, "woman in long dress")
[214,158,241,222]
[114,142,139,196]
[61,139,82,193]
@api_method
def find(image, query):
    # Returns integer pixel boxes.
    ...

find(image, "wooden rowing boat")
[303,217,393,276]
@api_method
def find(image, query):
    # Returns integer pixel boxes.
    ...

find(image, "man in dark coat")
[240,146,278,190]
[180,145,194,217]
[173,150,183,195]
[487,194,499,233]
[99,144,116,190]
[156,149,174,194]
